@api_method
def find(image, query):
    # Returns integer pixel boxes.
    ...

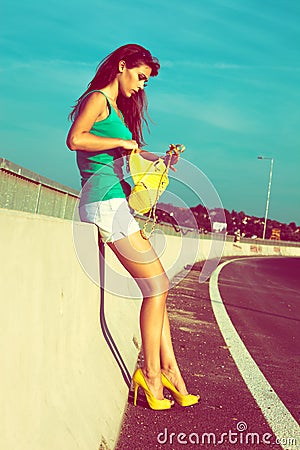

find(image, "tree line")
[154,203,300,242]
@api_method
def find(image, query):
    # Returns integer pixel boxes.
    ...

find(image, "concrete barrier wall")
[1,208,300,450]
[0,209,142,450]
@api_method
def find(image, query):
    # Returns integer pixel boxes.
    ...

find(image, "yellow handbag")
[128,144,185,239]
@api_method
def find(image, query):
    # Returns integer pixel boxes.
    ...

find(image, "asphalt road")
[217,257,300,424]
[115,257,300,450]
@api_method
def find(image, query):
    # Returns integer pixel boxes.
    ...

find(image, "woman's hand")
[120,140,141,157]
[120,139,139,152]
[164,153,179,172]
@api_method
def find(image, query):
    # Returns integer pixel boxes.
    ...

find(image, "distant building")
[212,221,227,233]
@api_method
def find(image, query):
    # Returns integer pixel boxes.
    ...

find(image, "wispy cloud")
[161,60,243,70]
[151,92,258,132]
[161,59,300,72]
[0,57,95,73]
[0,57,97,95]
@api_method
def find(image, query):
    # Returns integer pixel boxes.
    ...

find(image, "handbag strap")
[140,144,185,240]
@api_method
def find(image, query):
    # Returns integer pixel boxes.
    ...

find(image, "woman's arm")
[139,150,159,161]
[66,92,138,152]
[139,150,179,171]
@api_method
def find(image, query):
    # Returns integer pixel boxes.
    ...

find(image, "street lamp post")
[258,156,274,240]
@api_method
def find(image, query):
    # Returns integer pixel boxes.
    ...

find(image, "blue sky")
[1,0,300,224]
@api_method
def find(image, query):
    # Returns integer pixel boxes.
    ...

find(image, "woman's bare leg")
[108,231,169,400]
[160,307,190,395]
[108,231,198,399]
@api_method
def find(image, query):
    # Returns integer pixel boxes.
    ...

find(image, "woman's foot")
[161,367,189,396]
[133,368,174,410]
[161,368,200,407]
[142,368,165,400]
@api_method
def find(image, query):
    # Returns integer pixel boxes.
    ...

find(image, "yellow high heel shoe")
[161,372,200,407]
[132,368,173,410]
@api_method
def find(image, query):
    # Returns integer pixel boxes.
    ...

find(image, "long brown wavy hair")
[69,44,160,147]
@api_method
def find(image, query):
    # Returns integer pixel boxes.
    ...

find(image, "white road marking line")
[209,258,300,448]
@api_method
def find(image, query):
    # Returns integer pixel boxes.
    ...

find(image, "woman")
[67,44,199,410]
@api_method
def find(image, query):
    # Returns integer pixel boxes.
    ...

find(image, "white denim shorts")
[79,198,140,243]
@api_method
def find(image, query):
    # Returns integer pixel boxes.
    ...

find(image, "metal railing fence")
[0,158,80,220]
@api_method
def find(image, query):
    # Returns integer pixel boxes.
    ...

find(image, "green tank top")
[76,90,132,204]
